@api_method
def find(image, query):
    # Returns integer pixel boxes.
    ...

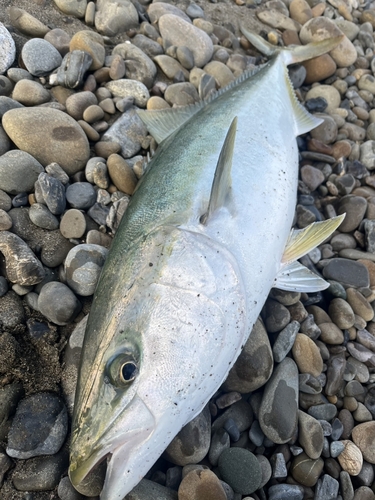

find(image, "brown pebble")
[346,288,374,322]
[303,54,337,84]
[178,469,227,500]
[289,0,313,25]
[331,140,352,160]
[319,322,344,344]
[352,421,375,464]
[94,141,121,158]
[328,298,355,329]
[83,104,105,123]
[78,120,100,142]
[107,153,137,195]
[292,334,323,378]
[311,2,326,16]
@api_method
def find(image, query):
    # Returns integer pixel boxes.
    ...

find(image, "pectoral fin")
[274,214,345,292]
[200,117,237,225]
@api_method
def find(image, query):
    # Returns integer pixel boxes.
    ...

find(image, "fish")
[69,29,345,500]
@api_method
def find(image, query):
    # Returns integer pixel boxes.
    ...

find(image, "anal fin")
[200,117,237,225]
[274,261,329,292]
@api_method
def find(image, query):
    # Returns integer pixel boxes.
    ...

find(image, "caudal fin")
[240,26,344,66]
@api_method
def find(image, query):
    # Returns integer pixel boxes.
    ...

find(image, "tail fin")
[240,25,344,66]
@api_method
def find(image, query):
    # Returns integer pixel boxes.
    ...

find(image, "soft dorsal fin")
[137,66,264,144]
[274,214,345,292]
[200,117,237,225]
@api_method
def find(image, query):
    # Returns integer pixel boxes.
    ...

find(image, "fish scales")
[70,32,344,500]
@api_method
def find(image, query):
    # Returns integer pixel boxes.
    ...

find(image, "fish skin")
[70,37,342,499]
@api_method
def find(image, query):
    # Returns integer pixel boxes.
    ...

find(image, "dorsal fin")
[137,66,264,144]
[200,117,237,225]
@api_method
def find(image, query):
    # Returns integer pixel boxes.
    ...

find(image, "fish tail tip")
[239,25,344,65]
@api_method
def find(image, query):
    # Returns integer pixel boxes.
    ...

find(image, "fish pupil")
[121,362,137,381]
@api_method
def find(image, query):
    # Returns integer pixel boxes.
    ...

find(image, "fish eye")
[106,351,139,387]
[121,361,137,382]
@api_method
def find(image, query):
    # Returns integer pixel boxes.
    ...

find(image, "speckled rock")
[218,448,261,495]
[6,393,68,459]
[21,38,62,77]
[2,107,90,175]
[0,22,16,75]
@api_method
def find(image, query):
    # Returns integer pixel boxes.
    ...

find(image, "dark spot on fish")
[149,262,153,266]
[52,126,78,141]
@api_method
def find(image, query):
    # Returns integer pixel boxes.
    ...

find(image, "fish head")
[69,227,246,499]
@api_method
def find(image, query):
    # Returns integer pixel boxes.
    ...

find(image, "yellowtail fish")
[69,29,344,499]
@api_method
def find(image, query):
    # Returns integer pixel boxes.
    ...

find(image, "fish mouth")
[69,395,155,496]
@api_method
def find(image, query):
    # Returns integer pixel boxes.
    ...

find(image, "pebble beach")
[1,0,375,499]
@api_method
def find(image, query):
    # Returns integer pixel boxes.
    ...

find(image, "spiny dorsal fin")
[240,25,344,66]
[274,261,330,292]
[200,117,237,225]
[282,214,345,264]
[137,66,264,144]
[274,214,345,292]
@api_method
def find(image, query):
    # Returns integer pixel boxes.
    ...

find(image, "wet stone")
[57,476,86,500]
[326,354,346,397]
[265,299,291,333]
[218,448,261,495]
[208,428,230,466]
[178,469,226,500]
[7,393,68,459]
[223,318,273,393]
[308,403,337,421]
[211,400,253,435]
[299,373,322,394]
[164,406,210,466]
[64,244,108,296]
[259,357,298,444]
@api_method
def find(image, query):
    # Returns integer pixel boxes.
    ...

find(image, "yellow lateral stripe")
[282,214,345,264]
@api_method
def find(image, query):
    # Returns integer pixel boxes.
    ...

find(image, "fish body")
[70,32,343,500]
